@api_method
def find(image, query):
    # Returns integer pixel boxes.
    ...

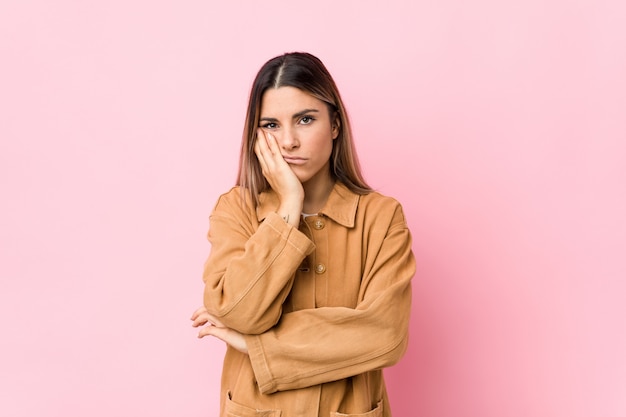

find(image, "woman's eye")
[261,122,277,129]
[300,116,314,125]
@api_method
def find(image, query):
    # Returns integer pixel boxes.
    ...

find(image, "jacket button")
[313,219,325,230]
[315,263,326,274]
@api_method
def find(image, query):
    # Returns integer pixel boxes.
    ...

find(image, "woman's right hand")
[191,306,248,354]
[254,128,303,226]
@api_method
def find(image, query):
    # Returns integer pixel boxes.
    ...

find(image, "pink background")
[1,1,625,416]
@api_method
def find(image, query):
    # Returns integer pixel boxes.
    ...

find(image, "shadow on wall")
[385,274,445,416]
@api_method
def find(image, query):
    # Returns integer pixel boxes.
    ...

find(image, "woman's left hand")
[191,306,248,354]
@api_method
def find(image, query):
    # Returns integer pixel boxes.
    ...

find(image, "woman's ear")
[332,113,341,140]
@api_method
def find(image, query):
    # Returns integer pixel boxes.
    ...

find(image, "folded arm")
[203,190,315,334]
[245,206,415,393]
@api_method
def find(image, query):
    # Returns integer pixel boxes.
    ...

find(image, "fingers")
[263,130,281,155]
[190,305,207,320]
[256,128,277,153]
[190,307,225,329]
[197,323,220,339]
[197,325,249,354]
[191,314,209,328]
[190,305,213,328]
[254,129,297,184]
[255,129,285,168]
[254,132,269,174]
[197,326,232,347]
[191,306,248,353]
[255,129,274,171]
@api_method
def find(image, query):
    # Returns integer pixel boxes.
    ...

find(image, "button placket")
[294,220,315,310]
[306,215,329,307]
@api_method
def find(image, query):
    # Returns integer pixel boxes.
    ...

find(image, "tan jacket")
[203,182,415,417]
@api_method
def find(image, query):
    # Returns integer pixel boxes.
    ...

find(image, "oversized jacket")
[202,182,415,417]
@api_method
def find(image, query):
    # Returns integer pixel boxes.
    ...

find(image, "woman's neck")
[302,170,335,214]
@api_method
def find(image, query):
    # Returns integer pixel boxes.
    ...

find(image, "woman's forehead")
[260,87,325,115]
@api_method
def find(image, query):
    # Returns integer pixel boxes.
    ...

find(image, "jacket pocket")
[225,391,282,417]
[330,400,383,417]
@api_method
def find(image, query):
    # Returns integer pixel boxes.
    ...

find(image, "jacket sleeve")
[244,202,415,394]
[203,189,315,334]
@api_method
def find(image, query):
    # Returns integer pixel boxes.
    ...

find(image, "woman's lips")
[283,156,307,165]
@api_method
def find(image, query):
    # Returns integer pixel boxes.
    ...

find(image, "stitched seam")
[273,334,406,385]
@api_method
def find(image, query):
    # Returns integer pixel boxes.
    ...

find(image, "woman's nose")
[278,128,299,149]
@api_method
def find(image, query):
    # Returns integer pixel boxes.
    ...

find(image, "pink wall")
[1,1,624,416]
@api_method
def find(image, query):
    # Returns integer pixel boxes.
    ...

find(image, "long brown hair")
[237,52,371,207]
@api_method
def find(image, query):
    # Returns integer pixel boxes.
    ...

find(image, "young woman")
[191,52,415,417]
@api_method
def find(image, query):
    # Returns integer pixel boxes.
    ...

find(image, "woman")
[191,52,415,417]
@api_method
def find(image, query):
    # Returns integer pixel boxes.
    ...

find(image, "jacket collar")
[256,182,359,228]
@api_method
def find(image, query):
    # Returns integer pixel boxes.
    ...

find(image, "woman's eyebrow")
[292,109,319,119]
[259,109,320,123]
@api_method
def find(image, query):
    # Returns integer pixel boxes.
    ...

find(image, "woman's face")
[259,86,339,186]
